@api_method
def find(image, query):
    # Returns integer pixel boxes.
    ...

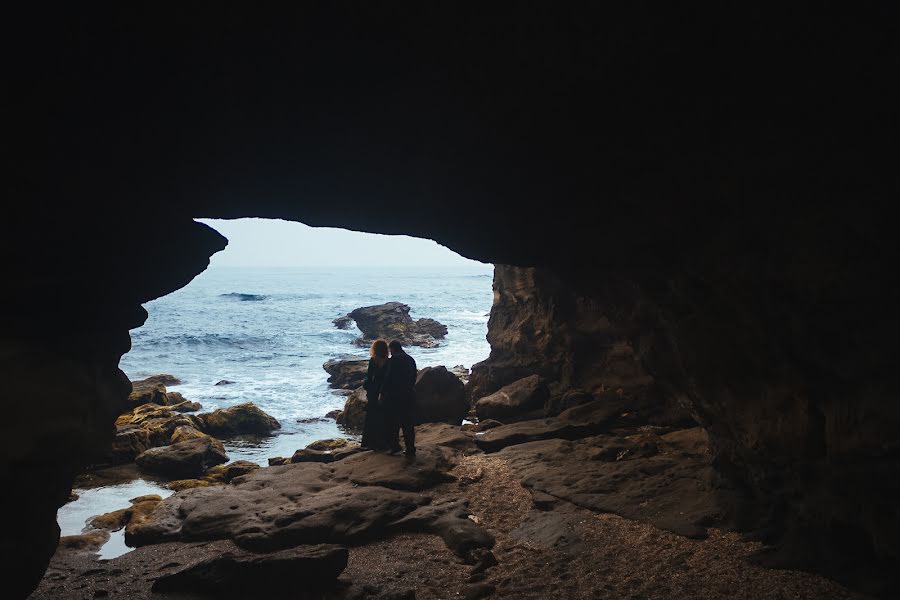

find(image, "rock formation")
[322,357,369,390]
[334,302,448,347]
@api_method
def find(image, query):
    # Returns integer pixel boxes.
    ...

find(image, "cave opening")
[57,217,495,561]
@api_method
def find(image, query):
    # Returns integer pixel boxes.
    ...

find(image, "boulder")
[414,366,468,425]
[214,379,235,386]
[151,544,349,595]
[335,388,367,431]
[136,436,229,478]
[127,380,168,408]
[332,315,353,330]
[195,402,281,436]
[134,374,182,387]
[335,302,448,347]
[90,495,164,546]
[474,375,549,420]
[322,358,369,390]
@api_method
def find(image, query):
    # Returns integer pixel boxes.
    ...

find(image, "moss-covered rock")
[170,424,208,445]
[306,438,350,452]
[195,403,281,436]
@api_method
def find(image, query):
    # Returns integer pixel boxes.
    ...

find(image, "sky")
[199,218,489,268]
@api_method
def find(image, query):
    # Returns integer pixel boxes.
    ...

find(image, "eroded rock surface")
[474,374,549,421]
[336,302,448,347]
[323,358,369,390]
[128,445,489,561]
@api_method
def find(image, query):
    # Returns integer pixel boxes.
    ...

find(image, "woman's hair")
[370,339,389,360]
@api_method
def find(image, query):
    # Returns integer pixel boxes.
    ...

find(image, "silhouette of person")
[361,339,389,450]
[382,339,417,456]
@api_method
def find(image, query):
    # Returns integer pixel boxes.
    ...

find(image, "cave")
[3,5,898,599]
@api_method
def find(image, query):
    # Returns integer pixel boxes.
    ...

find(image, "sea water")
[58,264,494,544]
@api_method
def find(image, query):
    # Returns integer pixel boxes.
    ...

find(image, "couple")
[361,339,417,456]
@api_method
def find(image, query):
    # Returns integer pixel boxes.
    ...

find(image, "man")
[381,339,417,456]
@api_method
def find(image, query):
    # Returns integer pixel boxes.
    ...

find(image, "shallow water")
[58,264,494,557]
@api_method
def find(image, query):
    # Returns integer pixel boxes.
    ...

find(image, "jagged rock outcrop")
[322,357,369,390]
[335,302,448,347]
[467,266,661,407]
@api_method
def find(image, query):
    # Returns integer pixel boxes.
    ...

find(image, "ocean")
[58,264,494,550]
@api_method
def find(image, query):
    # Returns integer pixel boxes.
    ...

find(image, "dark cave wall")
[0,221,226,598]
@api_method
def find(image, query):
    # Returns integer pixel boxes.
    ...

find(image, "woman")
[361,339,389,449]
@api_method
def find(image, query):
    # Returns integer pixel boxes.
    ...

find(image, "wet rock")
[89,495,164,548]
[336,302,447,347]
[333,315,354,329]
[151,544,348,595]
[323,358,369,390]
[325,409,342,420]
[335,388,367,431]
[136,436,228,478]
[214,379,235,386]
[195,402,281,436]
[57,531,111,553]
[415,366,468,425]
[474,375,549,421]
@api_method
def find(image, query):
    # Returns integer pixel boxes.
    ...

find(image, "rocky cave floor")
[30,419,866,600]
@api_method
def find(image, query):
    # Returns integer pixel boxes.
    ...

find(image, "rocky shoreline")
[34,419,862,599]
